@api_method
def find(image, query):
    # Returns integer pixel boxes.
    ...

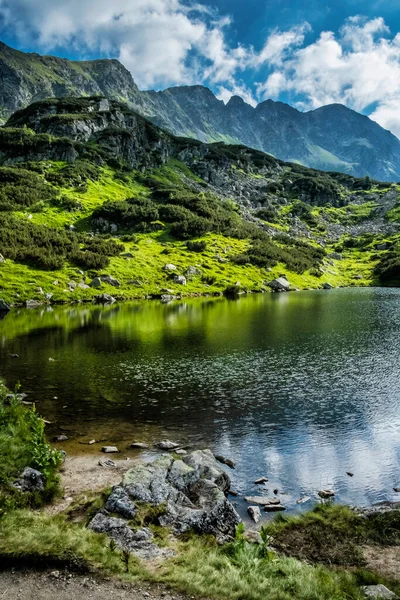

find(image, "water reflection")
[1,288,400,513]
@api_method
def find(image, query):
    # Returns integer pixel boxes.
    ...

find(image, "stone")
[100,275,121,288]
[121,450,239,542]
[90,277,103,288]
[175,449,187,455]
[88,514,171,560]
[264,505,286,512]
[163,264,177,271]
[0,253,6,263]
[254,477,268,484]
[323,282,333,289]
[45,293,53,300]
[68,281,77,290]
[244,496,280,506]
[347,472,354,477]
[243,529,262,544]
[375,243,388,250]
[102,446,119,453]
[296,496,312,504]
[173,275,187,285]
[95,294,116,305]
[186,266,201,276]
[318,489,335,499]
[161,294,176,303]
[98,459,117,468]
[247,505,261,523]
[329,252,342,260]
[393,487,400,493]
[0,299,10,312]
[353,274,363,280]
[13,467,45,493]
[77,283,90,290]
[26,299,41,309]
[154,440,180,450]
[131,442,149,449]
[267,277,290,292]
[361,584,399,599]
[214,455,236,469]
[53,435,68,442]
[105,486,136,519]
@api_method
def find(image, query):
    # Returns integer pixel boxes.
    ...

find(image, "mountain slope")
[1,41,400,181]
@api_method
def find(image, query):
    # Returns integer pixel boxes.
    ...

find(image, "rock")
[0,253,6,263]
[353,274,363,280]
[267,277,290,292]
[375,243,388,250]
[0,299,10,312]
[243,529,262,544]
[244,496,280,506]
[393,487,400,493]
[131,442,149,449]
[68,281,77,290]
[347,472,354,477]
[154,440,180,451]
[102,446,119,453]
[247,505,261,523]
[175,449,187,456]
[296,496,312,504]
[254,477,268,484]
[318,489,335,499]
[53,435,68,442]
[98,459,117,468]
[186,266,201,276]
[173,275,187,285]
[100,275,121,288]
[90,277,103,288]
[105,486,136,519]
[328,252,342,260]
[88,513,171,560]
[264,505,286,512]
[121,252,134,258]
[121,450,239,541]
[95,294,116,305]
[163,264,177,271]
[323,282,333,289]
[26,299,41,309]
[273,489,279,495]
[361,584,399,599]
[13,467,45,492]
[214,455,236,469]
[45,293,53,300]
[77,283,90,290]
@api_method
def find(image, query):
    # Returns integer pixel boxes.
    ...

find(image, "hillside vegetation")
[0,96,399,306]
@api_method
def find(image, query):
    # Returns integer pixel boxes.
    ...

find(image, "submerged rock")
[13,467,45,492]
[244,496,280,506]
[318,489,335,499]
[214,455,236,469]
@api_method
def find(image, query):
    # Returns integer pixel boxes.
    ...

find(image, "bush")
[46,160,99,188]
[0,166,57,211]
[186,240,207,252]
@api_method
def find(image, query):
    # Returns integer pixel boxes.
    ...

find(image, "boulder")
[88,514,171,560]
[0,299,10,312]
[104,486,136,519]
[95,294,116,305]
[131,442,149,449]
[328,252,342,260]
[248,506,261,523]
[100,275,121,288]
[375,243,388,251]
[361,584,398,599]
[244,496,280,506]
[173,275,187,285]
[53,435,68,442]
[186,266,201,276]
[119,450,240,542]
[267,277,290,292]
[214,455,236,469]
[163,264,177,271]
[264,505,286,512]
[318,489,335,499]
[90,277,103,288]
[323,282,333,289]
[13,467,45,493]
[254,477,268,484]
[161,294,176,303]
[0,253,6,263]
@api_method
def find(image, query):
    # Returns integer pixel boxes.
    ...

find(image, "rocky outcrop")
[89,450,240,548]
[13,467,45,492]
[267,277,290,292]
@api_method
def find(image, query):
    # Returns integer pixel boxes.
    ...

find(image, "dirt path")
[0,570,191,600]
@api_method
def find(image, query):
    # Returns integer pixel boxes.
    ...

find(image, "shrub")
[0,166,57,211]
[186,240,207,252]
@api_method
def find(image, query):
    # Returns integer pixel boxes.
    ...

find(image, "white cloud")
[257,17,400,136]
[1,3,400,137]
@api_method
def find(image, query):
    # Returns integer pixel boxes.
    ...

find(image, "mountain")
[1,41,400,182]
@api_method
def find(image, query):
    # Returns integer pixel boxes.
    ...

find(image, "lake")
[1,287,400,516]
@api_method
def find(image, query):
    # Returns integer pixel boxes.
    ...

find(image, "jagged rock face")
[2,41,400,180]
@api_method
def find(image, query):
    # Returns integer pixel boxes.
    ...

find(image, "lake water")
[1,288,400,516]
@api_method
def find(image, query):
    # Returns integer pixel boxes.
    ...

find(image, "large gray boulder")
[111,450,240,543]
[104,486,136,519]
[13,467,45,492]
[267,277,290,292]
[361,584,399,599]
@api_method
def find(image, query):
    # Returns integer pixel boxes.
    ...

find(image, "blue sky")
[1,1,400,135]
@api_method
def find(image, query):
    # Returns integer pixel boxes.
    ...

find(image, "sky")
[1,1,400,135]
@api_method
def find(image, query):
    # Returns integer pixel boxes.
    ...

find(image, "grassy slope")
[0,160,390,306]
